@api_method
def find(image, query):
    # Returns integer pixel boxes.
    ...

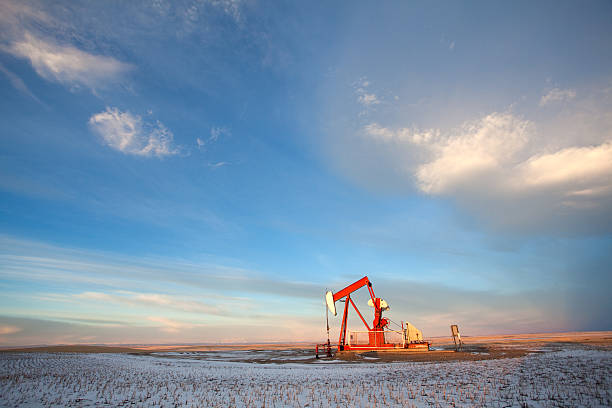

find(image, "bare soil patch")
[336,346,531,363]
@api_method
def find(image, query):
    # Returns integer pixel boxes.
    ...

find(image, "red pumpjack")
[316,276,430,357]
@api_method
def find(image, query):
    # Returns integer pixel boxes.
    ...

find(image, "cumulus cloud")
[539,88,576,106]
[89,107,179,157]
[6,32,131,91]
[518,143,612,190]
[408,113,612,211]
[415,113,532,194]
[354,106,612,233]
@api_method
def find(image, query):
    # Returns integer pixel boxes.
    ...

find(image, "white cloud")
[415,113,532,194]
[355,107,612,232]
[539,88,576,106]
[411,113,612,205]
[0,1,53,35]
[364,123,438,144]
[518,143,612,189]
[6,32,131,91]
[208,161,229,168]
[364,112,612,202]
[358,93,380,106]
[89,107,179,157]
[354,77,381,108]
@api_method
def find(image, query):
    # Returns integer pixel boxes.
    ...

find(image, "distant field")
[0,331,610,406]
[428,330,612,346]
[2,330,610,354]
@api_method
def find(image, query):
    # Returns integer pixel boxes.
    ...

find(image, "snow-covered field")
[1,347,610,407]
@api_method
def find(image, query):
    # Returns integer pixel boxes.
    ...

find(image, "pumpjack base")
[341,341,431,352]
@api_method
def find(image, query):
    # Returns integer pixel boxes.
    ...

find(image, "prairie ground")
[1,331,610,407]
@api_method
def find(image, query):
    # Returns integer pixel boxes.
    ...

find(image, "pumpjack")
[316,276,430,357]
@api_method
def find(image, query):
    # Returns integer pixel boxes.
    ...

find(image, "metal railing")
[315,341,334,358]
[347,330,406,348]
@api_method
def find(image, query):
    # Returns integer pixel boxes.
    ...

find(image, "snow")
[0,346,610,407]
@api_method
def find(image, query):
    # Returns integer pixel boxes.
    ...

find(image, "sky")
[1,0,611,346]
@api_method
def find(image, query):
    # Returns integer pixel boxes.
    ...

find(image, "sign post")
[450,324,462,351]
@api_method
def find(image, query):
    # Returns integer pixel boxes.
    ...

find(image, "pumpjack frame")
[324,276,430,353]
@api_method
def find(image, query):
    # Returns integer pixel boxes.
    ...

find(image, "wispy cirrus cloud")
[0,62,43,104]
[146,316,204,333]
[1,235,608,343]
[197,126,230,150]
[208,161,229,168]
[0,235,322,303]
[75,291,221,316]
[0,1,129,92]
[6,32,132,91]
[0,235,330,344]
[89,107,179,158]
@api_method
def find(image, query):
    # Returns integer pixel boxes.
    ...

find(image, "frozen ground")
[1,346,610,407]
[149,348,316,362]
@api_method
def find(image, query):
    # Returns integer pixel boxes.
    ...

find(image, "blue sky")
[1,0,611,345]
